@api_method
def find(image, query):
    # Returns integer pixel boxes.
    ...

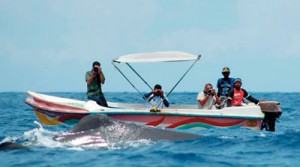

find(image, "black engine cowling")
[259,101,282,132]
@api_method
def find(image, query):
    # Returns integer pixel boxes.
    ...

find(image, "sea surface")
[0,92,299,167]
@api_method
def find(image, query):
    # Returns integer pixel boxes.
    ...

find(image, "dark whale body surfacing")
[54,115,201,143]
[1,115,201,150]
[0,142,28,151]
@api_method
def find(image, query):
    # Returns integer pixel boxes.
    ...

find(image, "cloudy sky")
[1,0,299,93]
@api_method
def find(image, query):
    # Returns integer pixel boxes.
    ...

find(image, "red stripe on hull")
[166,117,244,128]
[26,98,88,113]
[145,116,165,126]
[58,114,88,122]
[108,114,250,128]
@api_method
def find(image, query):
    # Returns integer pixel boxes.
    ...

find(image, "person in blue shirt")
[143,84,169,110]
[216,67,235,108]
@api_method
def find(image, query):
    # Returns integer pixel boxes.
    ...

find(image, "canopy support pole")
[112,62,144,97]
[112,53,201,109]
[166,56,200,97]
[126,63,153,91]
[113,62,155,107]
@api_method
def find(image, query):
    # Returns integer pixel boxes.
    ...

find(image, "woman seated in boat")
[227,78,259,106]
[143,84,169,110]
[197,83,221,109]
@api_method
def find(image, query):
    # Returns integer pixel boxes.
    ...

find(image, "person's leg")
[216,96,227,109]
[87,95,98,102]
[88,95,108,107]
[98,96,108,107]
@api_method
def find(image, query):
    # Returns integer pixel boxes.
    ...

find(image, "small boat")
[25,51,282,131]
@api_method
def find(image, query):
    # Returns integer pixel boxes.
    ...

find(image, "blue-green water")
[0,92,299,166]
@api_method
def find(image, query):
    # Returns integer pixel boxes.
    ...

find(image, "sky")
[0,0,300,93]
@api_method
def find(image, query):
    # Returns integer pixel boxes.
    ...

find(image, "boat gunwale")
[26,91,265,120]
[28,102,264,120]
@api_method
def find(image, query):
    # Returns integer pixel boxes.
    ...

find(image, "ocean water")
[0,92,299,167]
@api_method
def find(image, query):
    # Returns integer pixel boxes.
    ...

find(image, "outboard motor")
[259,101,282,132]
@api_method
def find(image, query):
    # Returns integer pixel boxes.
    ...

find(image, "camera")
[93,67,99,73]
[154,89,162,96]
[207,89,213,94]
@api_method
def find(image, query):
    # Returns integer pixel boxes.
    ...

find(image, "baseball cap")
[222,67,230,72]
[234,78,242,84]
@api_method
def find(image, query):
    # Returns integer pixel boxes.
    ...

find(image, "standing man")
[217,67,235,98]
[216,67,235,108]
[85,61,108,107]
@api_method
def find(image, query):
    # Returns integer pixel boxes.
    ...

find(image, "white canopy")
[113,51,200,63]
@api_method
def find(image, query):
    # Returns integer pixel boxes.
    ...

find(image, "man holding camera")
[85,61,108,107]
[143,84,169,110]
[197,83,221,109]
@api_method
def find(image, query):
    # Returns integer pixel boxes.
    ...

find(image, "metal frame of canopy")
[112,51,201,100]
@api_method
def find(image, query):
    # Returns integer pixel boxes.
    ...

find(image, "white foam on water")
[259,132,266,137]
[21,121,65,148]
[67,135,108,147]
[26,122,110,150]
[2,120,155,151]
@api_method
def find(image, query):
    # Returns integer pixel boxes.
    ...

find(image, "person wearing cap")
[216,67,235,108]
[143,84,169,110]
[85,61,108,107]
[227,78,259,106]
[217,67,235,98]
[197,83,221,109]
